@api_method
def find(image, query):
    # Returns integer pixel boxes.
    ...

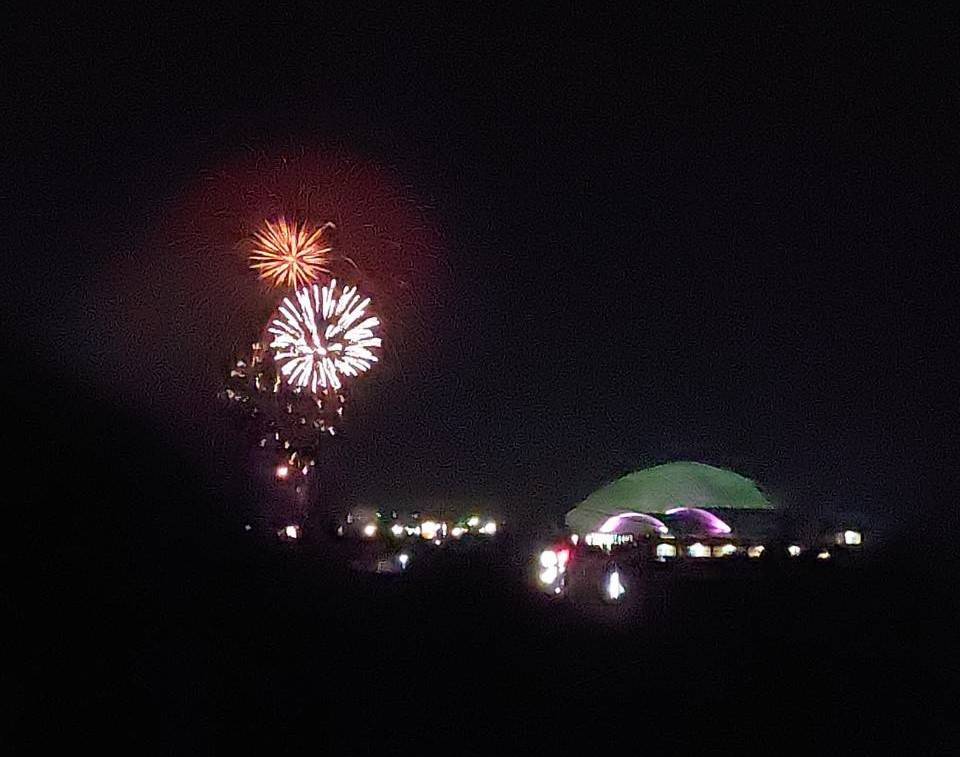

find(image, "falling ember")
[268,279,382,394]
[249,218,334,289]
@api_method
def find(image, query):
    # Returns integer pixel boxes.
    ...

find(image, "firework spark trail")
[249,218,333,288]
[268,280,382,394]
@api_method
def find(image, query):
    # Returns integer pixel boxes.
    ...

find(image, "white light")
[276,465,289,479]
[398,553,409,568]
[480,521,497,535]
[284,525,298,539]
[747,545,765,558]
[556,549,570,569]
[817,550,831,560]
[713,543,737,557]
[688,542,711,558]
[843,530,862,546]
[420,521,439,540]
[656,543,677,559]
[788,545,802,557]
[362,523,377,538]
[390,523,404,537]
[570,534,579,545]
[269,281,381,394]
[538,566,558,585]
[606,570,625,600]
[539,549,558,568]
[451,526,465,538]
[467,516,480,528]
[434,539,441,546]
[244,524,252,531]
[554,586,562,594]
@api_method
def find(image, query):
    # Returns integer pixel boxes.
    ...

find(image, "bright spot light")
[276,465,290,479]
[421,521,439,540]
[451,526,465,538]
[554,586,562,595]
[390,524,404,537]
[362,523,378,538]
[688,542,711,558]
[244,524,252,532]
[747,545,765,558]
[570,534,579,545]
[606,570,625,601]
[557,549,570,569]
[539,566,558,585]
[843,530,862,546]
[817,550,831,560]
[539,549,558,568]
[398,553,409,568]
[284,525,298,539]
[480,521,497,535]
[788,545,802,557]
[656,543,677,559]
[467,516,480,528]
[433,539,441,546]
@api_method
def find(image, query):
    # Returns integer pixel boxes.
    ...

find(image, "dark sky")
[12,5,951,527]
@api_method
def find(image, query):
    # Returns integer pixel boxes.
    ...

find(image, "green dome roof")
[566,461,771,533]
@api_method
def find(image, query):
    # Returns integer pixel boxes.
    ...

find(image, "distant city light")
[606,570,625,601]
[688,542,711,558]
[843,530,862,546]
[390,523,404,537]
[480,521,497,535]
[276,465,290,479]
[539,566,558,585]
[420,521,440,540]
[747,545,765,558]
[362,523,378,538]
[556,549,570,569]
[244,524,252,531]
[656,543,677,559]
[585,532,634,549]
[467,516,480,528]
[788,545,802,557]
[570,534,579,545]
[540,549,558,569]
[713,543,737,557]
[398,553,409,569]
[451,526,465,538]
[817,550,831,560]
[284,525,299,539]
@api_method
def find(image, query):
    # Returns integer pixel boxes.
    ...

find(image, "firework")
[249,218,334,289]
[268,279,381,394]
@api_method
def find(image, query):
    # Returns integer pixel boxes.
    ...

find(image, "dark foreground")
[7,373,957,751]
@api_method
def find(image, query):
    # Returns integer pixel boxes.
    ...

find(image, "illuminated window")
[688,543,711,558]
[787,545,801,557]
[713,543,737,557]
[747,545,765,558]
[656,543,677,559]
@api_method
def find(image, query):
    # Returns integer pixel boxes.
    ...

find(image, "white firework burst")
[268,279,382,394]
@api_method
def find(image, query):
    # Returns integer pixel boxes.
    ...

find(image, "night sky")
[12,5,949,528]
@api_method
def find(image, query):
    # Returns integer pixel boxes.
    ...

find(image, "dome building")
[565,462,780,558]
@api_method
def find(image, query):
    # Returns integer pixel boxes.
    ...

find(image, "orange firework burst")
[249,218,333,289]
